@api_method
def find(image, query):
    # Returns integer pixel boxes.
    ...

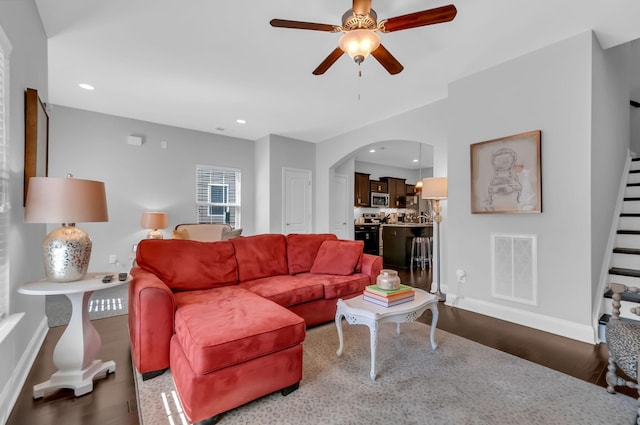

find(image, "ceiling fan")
[270,0,457,75]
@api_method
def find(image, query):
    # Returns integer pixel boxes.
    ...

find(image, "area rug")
[135,322,637,425]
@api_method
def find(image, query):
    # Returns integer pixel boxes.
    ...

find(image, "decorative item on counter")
[376,269,401,290]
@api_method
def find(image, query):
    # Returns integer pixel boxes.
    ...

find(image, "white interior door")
[331,174,349,239]
[283,168,312,234]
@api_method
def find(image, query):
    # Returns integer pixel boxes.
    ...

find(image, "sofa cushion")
[310,240,364,275]
[239,275,324,307]
[295,272,370,299]
[221,227,243,240]
[174,287,305,375]
[174,223,232,242]
[136,239,238,291]
[286,233,338,275]
[172,228,190,239]
[231,234,289,282]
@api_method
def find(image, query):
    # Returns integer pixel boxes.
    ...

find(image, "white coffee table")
[335,288,438,380]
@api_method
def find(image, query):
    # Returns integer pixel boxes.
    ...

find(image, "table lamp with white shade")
[422,177,447,302]
[24,175,109,282]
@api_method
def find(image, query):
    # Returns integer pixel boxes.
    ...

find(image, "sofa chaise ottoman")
[129,232,382,423]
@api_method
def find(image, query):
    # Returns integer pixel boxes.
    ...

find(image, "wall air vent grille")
[491,233,537,306]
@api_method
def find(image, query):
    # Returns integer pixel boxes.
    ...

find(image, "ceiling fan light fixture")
[339,29,380,64]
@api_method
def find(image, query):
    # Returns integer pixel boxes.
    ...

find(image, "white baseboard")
[0,316,48,425]
[446,294,597,344]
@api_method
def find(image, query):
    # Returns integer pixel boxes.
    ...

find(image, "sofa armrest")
[361,254,383,284]
[129,267,176,374]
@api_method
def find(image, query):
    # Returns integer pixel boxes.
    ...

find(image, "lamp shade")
[141,212,168,230]
[25,176,108,223]
[421,177,448,200]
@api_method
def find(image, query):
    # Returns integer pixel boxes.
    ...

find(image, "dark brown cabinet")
[381,177,406,208]
[406,184,416,197]
[382,225,431,269]
[370,180,388,193]
[354,172,370,207]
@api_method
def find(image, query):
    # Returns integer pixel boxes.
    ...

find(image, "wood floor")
[6,267,629,425]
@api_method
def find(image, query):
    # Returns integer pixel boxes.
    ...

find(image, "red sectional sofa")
[128,233,382,423]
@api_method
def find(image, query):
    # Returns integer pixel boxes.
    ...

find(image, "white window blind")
[195,165,241,228]
[0,26,12,320]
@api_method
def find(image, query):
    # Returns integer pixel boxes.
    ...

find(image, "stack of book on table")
[363,284,415,307]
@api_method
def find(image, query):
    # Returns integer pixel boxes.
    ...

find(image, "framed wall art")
[470,130,541,214]
[24,87,49,205]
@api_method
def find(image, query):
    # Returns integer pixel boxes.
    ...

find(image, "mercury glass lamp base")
[43,224,92,282]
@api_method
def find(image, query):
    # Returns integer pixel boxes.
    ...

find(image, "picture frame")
[24,87,49,206]
[470,130,541,214]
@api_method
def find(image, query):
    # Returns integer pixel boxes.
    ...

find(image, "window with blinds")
[196,165,241,228]
[0,26,12,320]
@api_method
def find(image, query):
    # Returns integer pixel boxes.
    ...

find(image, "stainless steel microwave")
[371,192,389,207]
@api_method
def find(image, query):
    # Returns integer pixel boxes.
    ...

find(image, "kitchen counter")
[382,224,433,269]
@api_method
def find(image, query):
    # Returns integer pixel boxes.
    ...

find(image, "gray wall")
[268,134,315,233]
[1,0,49,422]
[590,37,630,307]
[254,135,270,233]
[632,107,640,154]
[48,106,256,273]
[254,133,316,234]
[319,31,631,343]
[446,31,621,342]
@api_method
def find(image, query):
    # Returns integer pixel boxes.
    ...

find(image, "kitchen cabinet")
[406,184,416,196]
[382,225,431,269]
[354,172,370,207]
[381,177,406,208]
[370,180,388,193]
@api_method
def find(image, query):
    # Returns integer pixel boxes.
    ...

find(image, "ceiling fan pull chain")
[357,67,362,101]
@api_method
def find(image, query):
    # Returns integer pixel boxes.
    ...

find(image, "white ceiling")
[34,0,640,169]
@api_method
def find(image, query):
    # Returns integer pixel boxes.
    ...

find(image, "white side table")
[18,272,130,398]
[335,288,439,380]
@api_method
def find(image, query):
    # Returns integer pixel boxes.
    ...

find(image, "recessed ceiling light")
[236,119,246,124]
[412,159,419,163]
[78,83,95,90]
[369,149,376,153]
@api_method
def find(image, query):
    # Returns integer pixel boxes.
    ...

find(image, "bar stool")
[410,236,432,270]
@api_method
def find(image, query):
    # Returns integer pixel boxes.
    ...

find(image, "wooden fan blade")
[353,0,371,16]
[379,5,457,33]
[270,19,338,32]
[370,44,404,75]
[313,48,344,75]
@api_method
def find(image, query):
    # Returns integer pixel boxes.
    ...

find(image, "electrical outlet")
[456,269,466,284]
[109,254,117,264]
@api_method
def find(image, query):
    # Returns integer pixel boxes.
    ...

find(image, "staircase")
[599,157,640,341]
